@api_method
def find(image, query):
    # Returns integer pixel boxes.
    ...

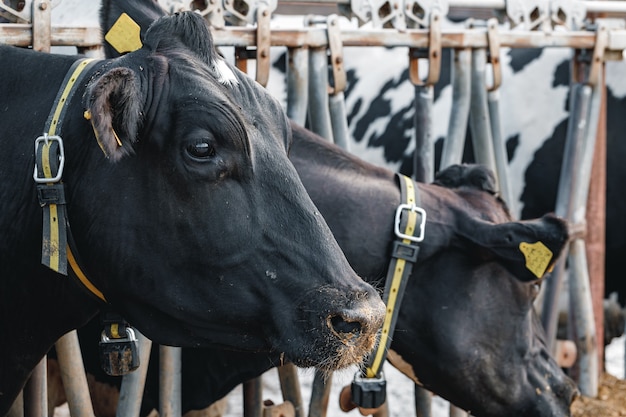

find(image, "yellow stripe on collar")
[366,175,419,378]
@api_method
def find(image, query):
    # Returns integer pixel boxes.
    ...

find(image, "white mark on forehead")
[214,57,238,86]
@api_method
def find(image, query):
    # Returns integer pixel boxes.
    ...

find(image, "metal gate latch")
[99,326,140,376]
[351,372,387,409]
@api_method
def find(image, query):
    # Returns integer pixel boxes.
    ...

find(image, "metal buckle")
[394,203,426,242]
[33,134,65,183]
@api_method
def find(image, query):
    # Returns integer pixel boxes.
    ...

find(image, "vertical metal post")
[542,76,601,396]
[586,64,607,367]
[329,92,350,150]
[441,48,472,169]
[307,369,332,417]
[413,84,434,183]
[243,377,263,417]
[23,357,47,417]
[159,346,182,417]
[308,46,333,141]
[55,330,96,417]
[414,385,431,417]
[286,47,309,126]
[31,0,51,53]
[277,364,305,417]
[117,331,153,417]
[487,89,516,213]
[468,48,497,175]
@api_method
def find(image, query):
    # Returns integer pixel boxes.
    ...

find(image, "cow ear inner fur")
[85,67,142,161]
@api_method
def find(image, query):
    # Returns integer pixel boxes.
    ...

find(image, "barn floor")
[572,373,626,417]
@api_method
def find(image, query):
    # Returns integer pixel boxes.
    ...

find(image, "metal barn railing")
[3,0,625,416]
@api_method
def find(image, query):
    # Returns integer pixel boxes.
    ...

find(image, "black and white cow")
[0,11,387,415]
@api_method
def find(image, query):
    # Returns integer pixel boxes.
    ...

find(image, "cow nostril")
[329,314,362,338]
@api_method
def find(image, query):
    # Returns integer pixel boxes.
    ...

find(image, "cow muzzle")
[320,288,385,371]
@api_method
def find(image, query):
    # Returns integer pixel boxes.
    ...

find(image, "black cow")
[0,12,387,416]
[53,122,578,417]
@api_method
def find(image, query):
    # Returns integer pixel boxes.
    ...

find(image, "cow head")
[280,126,579,416]
[69,11,384,370]
[383,164,577,416]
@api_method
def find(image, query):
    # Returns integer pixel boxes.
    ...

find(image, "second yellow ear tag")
[105,13,142,54]
[519,241,553,279]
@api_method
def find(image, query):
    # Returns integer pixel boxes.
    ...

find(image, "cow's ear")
[84,67,142,162]
[434,164,497,194]
[455,214,569,281]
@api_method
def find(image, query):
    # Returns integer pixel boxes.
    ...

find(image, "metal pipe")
[441,48,471,170]
[308,46,333,141]
[287,47,309,126]
[567,74,603,397]
[117,331,153,417]
[487,89,516,214]
[277,364,305,417]
[55,330,96,417]
[307,369,332,417]
[243,378,264,417]
[414,84,434,183]
[159,346,182,417]
[23,357,47,417]
[468,48,497,175]
[329,91,350,150]
[414,386,431,417]
[541,83,591,352]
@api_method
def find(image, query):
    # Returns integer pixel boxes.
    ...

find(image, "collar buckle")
[33,134,65,183]
[394,203,427,242]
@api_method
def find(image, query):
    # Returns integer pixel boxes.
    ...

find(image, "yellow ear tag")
[105,13,143,54]
[519,241,553,279]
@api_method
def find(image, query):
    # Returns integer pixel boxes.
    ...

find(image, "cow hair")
[142,11,237,86]
[85,67,143,161]
[433,164,497,194]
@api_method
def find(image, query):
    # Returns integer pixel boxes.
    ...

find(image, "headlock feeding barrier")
[3,0,626,416]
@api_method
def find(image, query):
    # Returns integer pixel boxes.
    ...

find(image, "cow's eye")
[187,142,216,159]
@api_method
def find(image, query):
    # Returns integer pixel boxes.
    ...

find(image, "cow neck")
[34,57,107,303]
[363,173,426,379]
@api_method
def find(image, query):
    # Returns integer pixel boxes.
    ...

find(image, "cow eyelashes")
[186,141,216,159]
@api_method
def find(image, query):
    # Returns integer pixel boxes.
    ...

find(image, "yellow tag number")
[519,241,553,279]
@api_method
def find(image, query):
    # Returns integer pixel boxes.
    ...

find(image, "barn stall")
[2,0,626,416]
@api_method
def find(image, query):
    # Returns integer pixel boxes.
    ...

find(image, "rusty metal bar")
[0,24,617,50]
[55,330,96,417]
[23,357,47,417]
[159,346,182,417]
[277,364,305,417]
[585,64,607,370]
[31,0,50,52]
[116,330,153,417]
